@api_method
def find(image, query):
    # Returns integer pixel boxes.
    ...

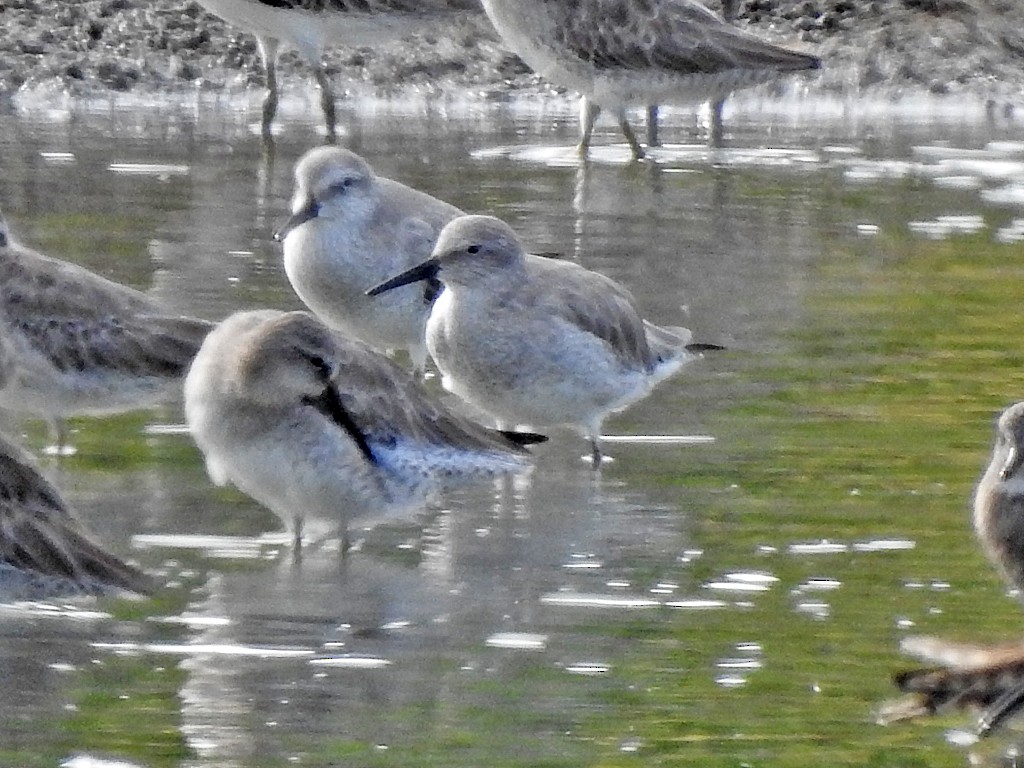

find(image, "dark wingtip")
[499,430,549,447]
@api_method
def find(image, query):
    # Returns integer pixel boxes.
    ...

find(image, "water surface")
[1,96,1023,767]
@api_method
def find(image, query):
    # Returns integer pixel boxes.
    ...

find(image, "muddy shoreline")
[1,1,1023,113]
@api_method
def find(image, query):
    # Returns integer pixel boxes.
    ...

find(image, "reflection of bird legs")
[256,35,280,139]
[579,97,645,161]
[43,417,76,457]
[256,34,337,141]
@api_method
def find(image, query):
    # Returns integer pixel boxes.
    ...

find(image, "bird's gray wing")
[550,0,820,74]
[323,335,535,455]
[0,244,212,378]
[529,255,656,371]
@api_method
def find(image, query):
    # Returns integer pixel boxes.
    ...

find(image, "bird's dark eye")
[308,354,332,379]
[467,244,480,254]
[328,177,356,196]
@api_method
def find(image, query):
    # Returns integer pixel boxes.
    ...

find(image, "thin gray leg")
[646,105,660,148]
[313,66,338,142]
[616,107,645,160]
[257,36,281,138]
[710,97,726,147]
[578,96,601,158]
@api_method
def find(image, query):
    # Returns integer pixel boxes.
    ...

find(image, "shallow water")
[1,95,1024,767]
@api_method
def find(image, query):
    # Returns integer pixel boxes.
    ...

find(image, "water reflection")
[0,100,1024,765]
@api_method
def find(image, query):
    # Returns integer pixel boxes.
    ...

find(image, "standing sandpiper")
[477,0,820,159]
[194,0,478,138]
[0,209,212,453]
[368,214,720,466]
[275,146,462,372]
[184,309,545,549]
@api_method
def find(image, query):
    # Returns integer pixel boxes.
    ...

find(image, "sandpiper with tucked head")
[184,309,544,549]
[368,214,721,466]
[0,430,152,599]
[477,0,820,159]
[194,0,479,138]
[274,146,463,372]
[882,402,1024,735]
[0,210,212,452]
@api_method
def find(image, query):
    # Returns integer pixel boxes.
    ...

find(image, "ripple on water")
[485,632,548,651]
[907,215,986,239]
[471,143,821,169]
[108,162,190,177]
[62,755,146,768]
[997,210,1024,236]
[93,641,316,659]
[539,591,660,609]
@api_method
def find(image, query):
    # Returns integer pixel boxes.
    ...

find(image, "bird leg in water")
[258,36,281,138]
[313,66,338,142]
[646,105,660,148]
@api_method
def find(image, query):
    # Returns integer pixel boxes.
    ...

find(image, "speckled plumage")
[276,147,462,372]
[368,214,717,465]
[184,309,540,546]
[478,0,820,157]
[0,431,152,599]
[882,403,1024,734]
[0,211,212,441]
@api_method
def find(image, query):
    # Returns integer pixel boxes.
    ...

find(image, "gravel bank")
[1,0,1023,110]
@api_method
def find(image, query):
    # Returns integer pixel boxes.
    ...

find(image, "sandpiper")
[194,0,478,138]
[183,309,544,548]
[367,214,720,466]
[0,430,152,599]
[0,210,213,451]
[477,0,820,159]
[274,146,462,372]
[882,402,1024,735]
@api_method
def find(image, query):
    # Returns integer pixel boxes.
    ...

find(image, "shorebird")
[274,146,462,372]
[194,0,478,138]
[477,0,820,159]
[183,309,545,549]
[0,210,213,452]
[882,402,1024,735]
[0,430,152,599]
[367,214,721,466]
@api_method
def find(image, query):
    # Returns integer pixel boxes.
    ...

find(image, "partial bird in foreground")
[194,0,481,139]
[184,309,545,549]
[880,402,1024,736]
[368,214,722,466]
[477,0,820,159]
[0,430,152,599]
[0,209,212,453]
[274,146,462,373]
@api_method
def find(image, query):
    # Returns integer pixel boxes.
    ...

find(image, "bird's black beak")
[274,198,320,242]
[366,259,440,297]
[1000,444,1023,481]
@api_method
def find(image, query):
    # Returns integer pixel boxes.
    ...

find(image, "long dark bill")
[365,259,440,297]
